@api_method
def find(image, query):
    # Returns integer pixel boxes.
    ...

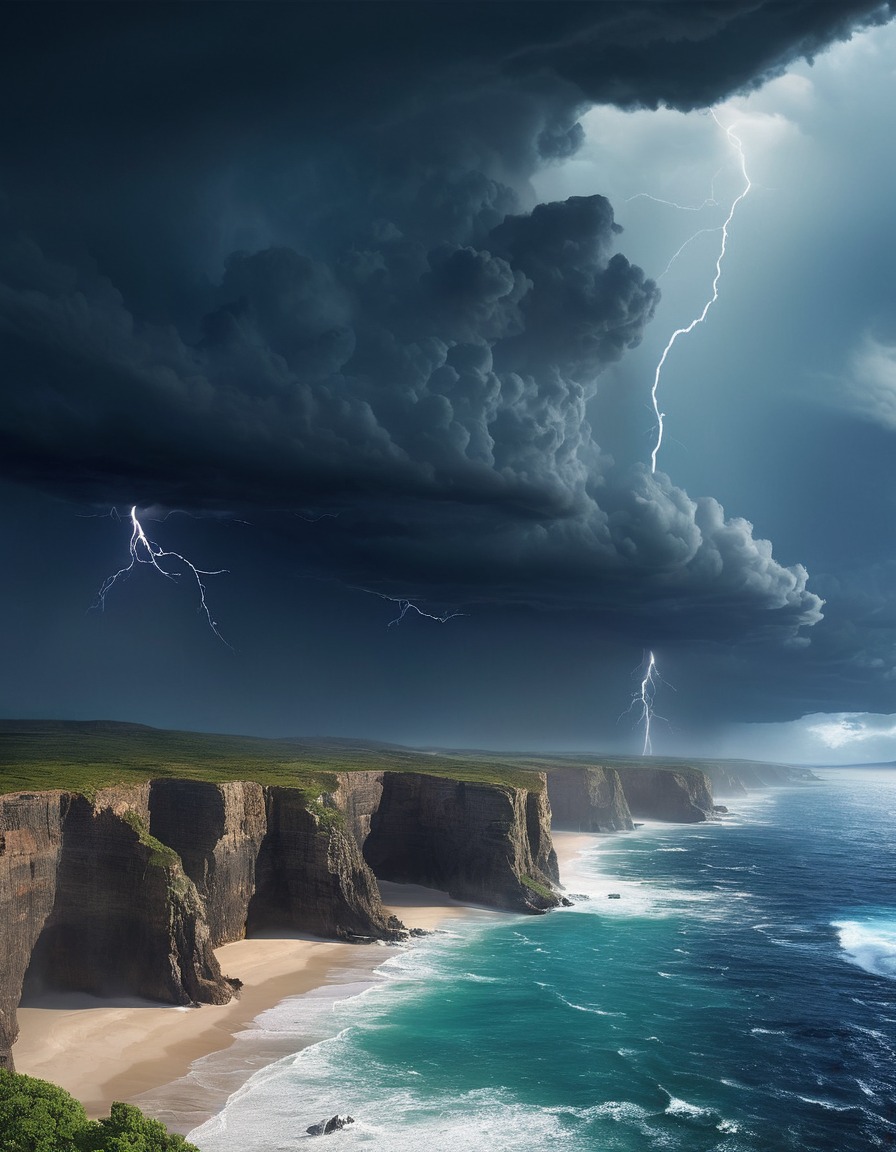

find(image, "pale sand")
[12,886,500,1118]
[13,834,598,1124]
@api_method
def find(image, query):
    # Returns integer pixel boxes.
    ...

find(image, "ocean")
[185,768,896,1151]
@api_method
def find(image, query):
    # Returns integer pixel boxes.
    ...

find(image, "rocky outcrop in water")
[307,1115,355,1136]
[363,773,560,912]
[546,767,633,832]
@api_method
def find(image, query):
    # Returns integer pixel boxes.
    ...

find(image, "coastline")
[12,832,596,1127]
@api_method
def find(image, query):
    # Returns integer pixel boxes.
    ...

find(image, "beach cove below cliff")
[12,835,593,1129]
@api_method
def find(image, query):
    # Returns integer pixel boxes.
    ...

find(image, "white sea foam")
[833,916,896,981]
[664,1095,713,1119]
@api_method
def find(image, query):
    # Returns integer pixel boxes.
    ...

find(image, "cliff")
[1,763,561,1070]
[21,791,233,1008]
[148,779,267,947]
[546,766,633,832]
[0,792,66,1071]
[246,787,404,941]
[363,773,560,912]
[613,764,715,823]
[700,759,819,796]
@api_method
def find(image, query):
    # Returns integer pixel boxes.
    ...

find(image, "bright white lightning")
[637,649,659,756]
[96,506,231,647]
[649,110,752,473]
[364,589,464,628]
[619,649,673,756]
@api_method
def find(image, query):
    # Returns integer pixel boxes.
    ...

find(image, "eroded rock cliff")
[247,788,404,941]
[22,793,233,1008]
[363,773,560,912]
[149,779,267,946]
[613,765,714,823]
[1,764,563,1070]
[0,792,67,1070]
[546,767,633,832]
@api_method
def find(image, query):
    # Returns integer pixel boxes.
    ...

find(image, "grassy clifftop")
[0,720,545,796]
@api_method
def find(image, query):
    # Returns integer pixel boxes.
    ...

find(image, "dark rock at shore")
[307,1115,355,1136]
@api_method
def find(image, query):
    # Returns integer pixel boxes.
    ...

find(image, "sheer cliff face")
[0,792,66,1070]
[613,765,715,823]
[21,792,232,1007]
[362,774,560,912]
[0,768,560,1070]
[247,788,404,941]
[149,780,268,947]
[546,767,634,832]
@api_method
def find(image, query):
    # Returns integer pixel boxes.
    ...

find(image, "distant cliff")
[0,768,558,1070]
[612,764,716,823]
[546,766,634,832]
[700,759,819,797]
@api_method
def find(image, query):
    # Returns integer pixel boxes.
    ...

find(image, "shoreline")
[12,834,596,1128]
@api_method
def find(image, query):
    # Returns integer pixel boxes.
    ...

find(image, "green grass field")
[0,720,547,797]
[0,720,800,800]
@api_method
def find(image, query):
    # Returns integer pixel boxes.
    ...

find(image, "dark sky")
[2,1,895,760]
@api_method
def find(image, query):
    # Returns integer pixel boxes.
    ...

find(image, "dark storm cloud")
[1,1,884,649]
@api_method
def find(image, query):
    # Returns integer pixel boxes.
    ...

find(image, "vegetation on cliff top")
[0,720,545,797]
[0,1069,197,1152]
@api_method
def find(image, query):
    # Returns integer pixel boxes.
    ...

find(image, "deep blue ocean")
[187,768,896,1151]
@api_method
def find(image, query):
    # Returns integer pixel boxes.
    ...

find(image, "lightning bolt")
[649,110,752,473]
[636,649,659,756]
[96,506,231,647]
[363,589,465,628]
[618,649,674,756]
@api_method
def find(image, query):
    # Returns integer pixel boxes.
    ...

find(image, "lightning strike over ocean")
[96,506,231,647]
[649,111,753,473]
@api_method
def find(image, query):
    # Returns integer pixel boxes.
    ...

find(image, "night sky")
[2,1,895,762]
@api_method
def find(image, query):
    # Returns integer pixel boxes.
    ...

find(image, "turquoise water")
[189,769,896,1150]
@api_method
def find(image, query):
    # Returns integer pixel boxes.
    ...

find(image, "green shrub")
[0,1070,86,1152]
[78,1101,198,1152]
[0,1072,197,1152]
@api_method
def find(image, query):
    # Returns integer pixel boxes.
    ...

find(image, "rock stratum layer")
[0,769,558,1070]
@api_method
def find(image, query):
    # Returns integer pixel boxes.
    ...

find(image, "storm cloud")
[0,1,888,666]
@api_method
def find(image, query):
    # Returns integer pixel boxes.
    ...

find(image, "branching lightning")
[649,110,752,473]
[619,649,671,756]
[364,589,465,628]
[96,506,231,647]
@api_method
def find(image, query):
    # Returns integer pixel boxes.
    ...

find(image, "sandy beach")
[12,833,597,1125]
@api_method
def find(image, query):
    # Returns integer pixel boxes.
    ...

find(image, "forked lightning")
[96,506,231,647]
